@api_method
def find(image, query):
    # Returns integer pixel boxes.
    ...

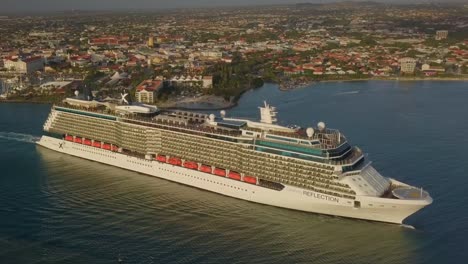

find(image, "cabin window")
[354,201,361,208]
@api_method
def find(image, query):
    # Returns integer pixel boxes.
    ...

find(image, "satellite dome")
[209,114,215,122]
[74,90,79,97]
[220,110,226,118]
[306,127,315,138]
[318,122,326,131]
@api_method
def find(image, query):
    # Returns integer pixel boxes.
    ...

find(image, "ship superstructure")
[37,98,432,224]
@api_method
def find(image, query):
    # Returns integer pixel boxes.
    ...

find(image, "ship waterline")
[38,98,432,224]
[37,136,430,223]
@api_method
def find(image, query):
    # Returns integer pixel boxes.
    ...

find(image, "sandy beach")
[157,95,236,110]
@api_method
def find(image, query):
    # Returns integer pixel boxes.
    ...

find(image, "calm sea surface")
[1,81,467,264]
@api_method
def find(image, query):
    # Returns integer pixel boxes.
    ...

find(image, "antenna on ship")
[220,110,226,118]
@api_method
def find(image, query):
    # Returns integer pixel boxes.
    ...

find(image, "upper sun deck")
[54,99,349,153]
[241,125,346,150]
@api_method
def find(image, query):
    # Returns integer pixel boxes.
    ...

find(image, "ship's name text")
[303,190,339,203]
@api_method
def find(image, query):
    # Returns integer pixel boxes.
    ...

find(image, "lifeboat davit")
[93,141,101,148]
[213,168,226,177]
[228,171,241,181]
[183,161,198,170]
[74,137,82,144]
[243,176,257,184]
[84,139,92,146]
[199,165,212,173]
[65,135,73,141]
[102,143,111,150]
[168,157,182,166]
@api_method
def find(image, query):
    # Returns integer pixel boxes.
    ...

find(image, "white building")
[436,30,448,41]
[399,58,417,74]
[169,75,213,89]
[201,51,222,59]
[421,64,445,72]
[202,76,213,89]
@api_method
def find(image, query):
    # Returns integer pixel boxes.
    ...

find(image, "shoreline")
[1,78,467,109]
[317,77,468,83]
[278,77,468,91]
[0,99,52,105]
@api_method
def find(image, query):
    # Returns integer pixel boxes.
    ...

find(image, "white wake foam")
[334,91,360,96]
[0,132,40,144]
[400,224,416,230]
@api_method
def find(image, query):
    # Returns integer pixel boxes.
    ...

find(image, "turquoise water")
[0,81,467,263]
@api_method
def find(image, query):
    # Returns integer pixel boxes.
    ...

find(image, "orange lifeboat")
[228,171,241,181]
[156,155,167,162]
[102,143,111,150]
[213,168,226,177]
[93,141,101,148]
[243,176,257,185]
[168,157,182,166]
[65,135,73,141]
[112,145,119,152]
[183,161,198,170]
[199,165,212,173]
[74,137,82,144]
[83,139,92,146]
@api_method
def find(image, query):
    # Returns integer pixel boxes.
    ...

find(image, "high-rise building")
[135,79,162,103]
[436,30,448,40]
[399,58,417,74]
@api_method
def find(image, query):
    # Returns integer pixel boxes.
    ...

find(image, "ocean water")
[0,81,467,264]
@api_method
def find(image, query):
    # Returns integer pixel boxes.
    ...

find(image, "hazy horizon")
[0,0,466,14]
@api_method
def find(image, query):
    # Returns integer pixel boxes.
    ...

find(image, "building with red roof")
[135,79,163,103]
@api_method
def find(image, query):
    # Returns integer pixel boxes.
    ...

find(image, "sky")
[0,0,463,13]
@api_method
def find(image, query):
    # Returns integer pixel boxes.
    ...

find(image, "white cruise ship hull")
[37,136,431,224]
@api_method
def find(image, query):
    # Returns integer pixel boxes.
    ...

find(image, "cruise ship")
[37,96,432,224]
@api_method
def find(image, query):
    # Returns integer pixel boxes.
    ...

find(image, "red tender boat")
[112,145,119,151]
[199,165,212,173]
[168,157,182,166]
[156,155,167,162]
[228,171,241,181]
[213,168,226,177]
[102,143,111,150]
[74,137,82,144]
[243,176,257,184]
[93,141,101,148]
[65,135,73,141]
[83,139,92,146]
[183,161,198,170]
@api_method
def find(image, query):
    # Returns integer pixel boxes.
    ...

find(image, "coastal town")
[0,2,467,108]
